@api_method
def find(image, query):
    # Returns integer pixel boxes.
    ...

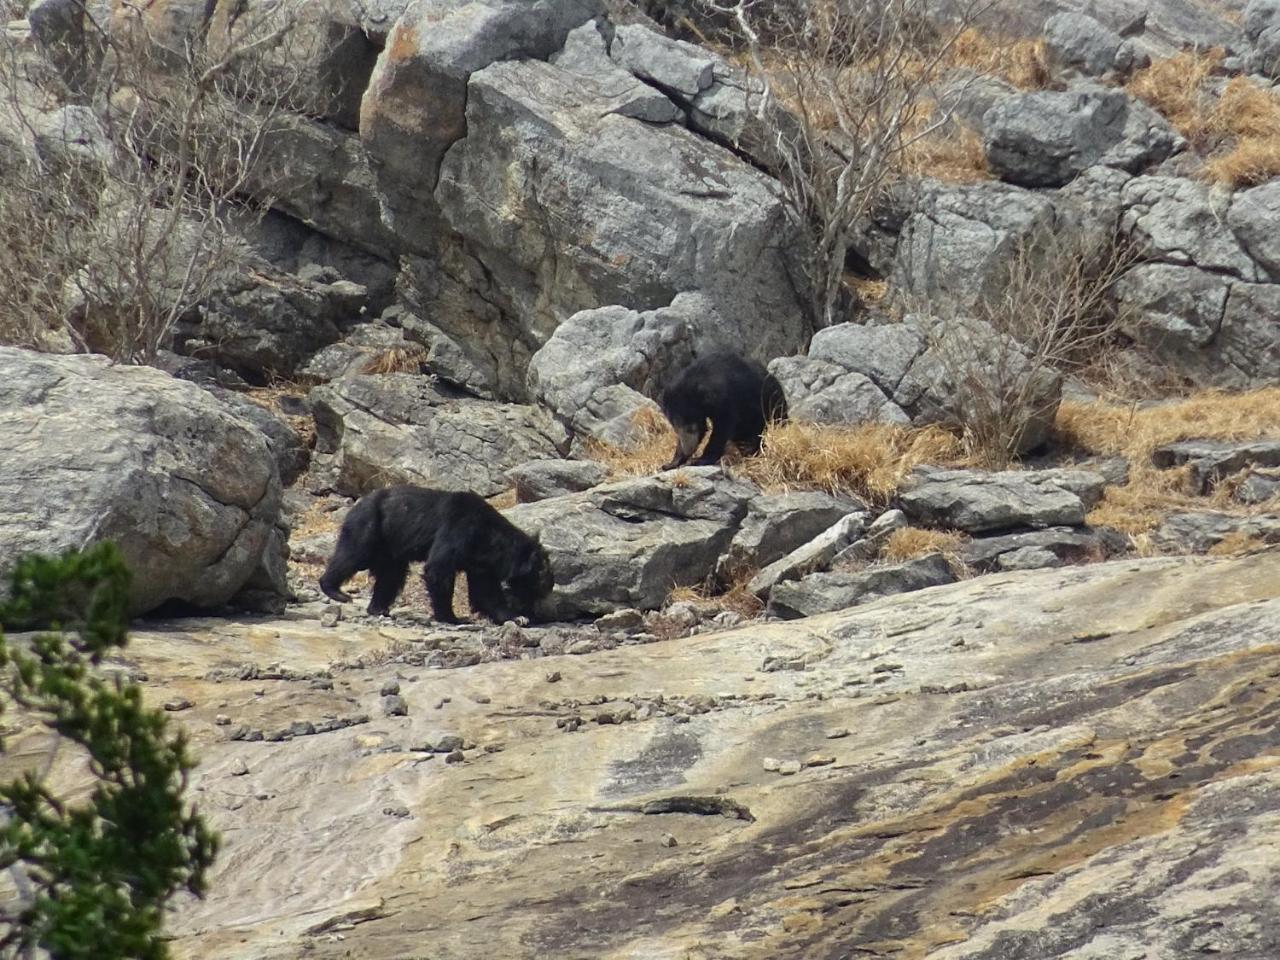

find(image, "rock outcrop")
[0,347,287,614]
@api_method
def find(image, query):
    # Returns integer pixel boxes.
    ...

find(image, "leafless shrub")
[706,0,994,327]
[0,1,332,362]
[920,230,1141,465]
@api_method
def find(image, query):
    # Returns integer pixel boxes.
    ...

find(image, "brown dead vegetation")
[1128,53,1280,187]
[1054,388,1280,534]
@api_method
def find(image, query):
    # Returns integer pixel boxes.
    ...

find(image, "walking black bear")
[659,351,788,470]
[319,485,552,623]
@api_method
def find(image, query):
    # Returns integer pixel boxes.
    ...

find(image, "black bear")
[319,485,553,623]
[659,351,788,470]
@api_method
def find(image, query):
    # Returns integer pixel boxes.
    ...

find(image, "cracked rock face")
[17,550,1276,958]
[310,374,570,498]
[0,346,285,614]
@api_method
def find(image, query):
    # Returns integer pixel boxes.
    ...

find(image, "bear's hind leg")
[367,560,408,617]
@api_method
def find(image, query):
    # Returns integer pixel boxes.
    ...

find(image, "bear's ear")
[514,540,541,577]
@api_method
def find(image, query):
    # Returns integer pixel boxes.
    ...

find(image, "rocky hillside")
[0,0,1278,956]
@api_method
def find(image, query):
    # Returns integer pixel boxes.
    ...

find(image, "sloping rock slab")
[767,554,956,619]
[0,347,284,614]
[899,467,1106,533]
[69,550,1280,959]
[310,374,568,497]
[507,468,757,617]
[1152,438,1280,493]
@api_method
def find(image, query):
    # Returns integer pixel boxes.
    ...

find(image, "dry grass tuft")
[849,275,890,307]
[903,124,991,182]
[487,489,518,510]
[1126,50,1225,142]
[946,29,1050,90]
[582,406,675,477]
[246,382,316,454]
[1207,530,1272,557]
[667,573,765,621]
[880,526,966,561]
[1203,136,1280,188]
[1054,387,1280,534]
[744,420,967,505]
[1129,54,1280,187]
[360,345,427,375]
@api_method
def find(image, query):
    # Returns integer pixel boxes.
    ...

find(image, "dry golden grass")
[360,344,427,375]
[879,526,966,561]
[1203,136,1280,188]
[1054,388,1280,534]
[1129,54,1280,187]
[849,275,890,307]
[1207,530,1272,557]
[487,488,518,510]
[667,573,765,620]
[744,420,968,505]
[1126,50,1225,142]
[946,28,1050,90]
[902,124,991,182]
[581,405,676,476]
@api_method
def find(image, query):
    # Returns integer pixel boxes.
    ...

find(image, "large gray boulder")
[771,314,1063,455]
[359,0,602,246]
[983,88,1183,188]
[1152,439,1280,494]
[1244,0,1280,77]
[310,375,569,498]
[716,491,863,582]
[767,321,920,427]
[506,469,757,618]
[1152,511,1280,553]
[1226,178,1280,279]
[1113,263,1280,387]
[434,56,810,370]
[0,347,286,615]
[526,296,704,447]
[1122,176,1262,280]
[892,181,1058,310]
[1043,12,1146,79]
[899,467,1107,533]
[177,263,369,383]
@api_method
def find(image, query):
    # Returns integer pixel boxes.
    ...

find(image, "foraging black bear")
[319,485,553,623]
[659,351,788,470]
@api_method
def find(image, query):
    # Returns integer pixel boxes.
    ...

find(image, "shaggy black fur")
[319,485,552,622]
[659,351,788,470]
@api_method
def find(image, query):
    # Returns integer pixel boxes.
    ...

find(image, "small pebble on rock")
[778,759,803,776]
[163,698,192,712]
[444,749,465,763]
[546,671,562,683]
[382,695,408,717]
[762,757,782,772]
[215,714,231,726]
[825,728,850,739]
[230,758,249,776]
[381,680,401,697]
[659,833,678,848]
[804,754,835,767]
